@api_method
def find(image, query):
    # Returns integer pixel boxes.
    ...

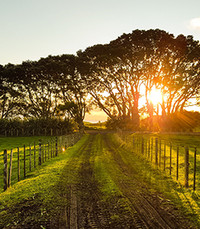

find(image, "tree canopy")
[1,29,200,132]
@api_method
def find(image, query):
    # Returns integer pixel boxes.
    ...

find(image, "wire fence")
[0,132,83,192]
[117,131,200,191]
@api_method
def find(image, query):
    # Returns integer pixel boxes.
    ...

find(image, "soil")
[2,133,197,228]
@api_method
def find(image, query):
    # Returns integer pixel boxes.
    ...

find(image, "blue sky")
[1,0,200,121]
[1,0,200,65]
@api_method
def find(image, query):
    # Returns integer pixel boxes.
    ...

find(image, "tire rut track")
[73,133,136,228]
[54,134,96,229]
[76,134,110,228]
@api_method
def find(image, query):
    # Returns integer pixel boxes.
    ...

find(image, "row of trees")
[0,118,73,136]
[1,29,200,132]
[0,55,88,131]
[80,29,200,130]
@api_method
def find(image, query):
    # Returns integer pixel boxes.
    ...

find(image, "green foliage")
[140,110,200,132]
[84,121,106,130]
[160,110,200,132]
[1,29,200,131]
[106,117,138,130]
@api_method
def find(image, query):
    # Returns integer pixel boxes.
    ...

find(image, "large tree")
[81,29,200,130]
[0,64,24,119]
[36,54,88,130]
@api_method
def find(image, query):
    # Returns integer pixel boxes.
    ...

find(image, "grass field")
[0,136,60,193]
[0,133,199,228]
[0,136,53,153]
[84,121,106,130]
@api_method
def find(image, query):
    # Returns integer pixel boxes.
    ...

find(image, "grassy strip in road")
[0,135,88,228]
[93,134,120,197]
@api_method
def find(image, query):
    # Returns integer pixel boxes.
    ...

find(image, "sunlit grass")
[84,121,106,130]
[0,135,88,227]
[116,132,200,226]
[0,136,60,192]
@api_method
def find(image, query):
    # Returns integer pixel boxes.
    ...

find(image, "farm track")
[64,133,135,228]
[51,134,96,228]
[62,133,195,229]
[1,133,197,228]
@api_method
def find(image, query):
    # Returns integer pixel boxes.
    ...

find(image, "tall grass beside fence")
[117,131,200,191]
[0,132,83,192]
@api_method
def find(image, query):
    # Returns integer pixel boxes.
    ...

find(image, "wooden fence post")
[176,146,179,180]
[29,144,32,172]
[17,147,20,181]
[132,136,135,151]
[42,143,44,163]
[193,147,197,191]
[4,150,8,191]
[145,139,148,157]
[39,139,42,165]
[53,139,55,157]
[48,142,49,159]
[155,138,158,165]
[56,137,58,156]
[164,143,166,171]
[148,139,150,159]
[185,146,189,188]
[151,138,153,162]
[34,142,36,168]
[45,144,46,161]
[169,143,172,175]
[51,141,53,158]
[8,149,13,187]
[24,145,26,178]
[159,140,161,167]
[141,137,144,154]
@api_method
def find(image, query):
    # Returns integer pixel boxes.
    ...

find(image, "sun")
[149,88,163,105]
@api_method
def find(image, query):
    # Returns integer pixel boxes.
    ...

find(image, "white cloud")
[189,18,200,30]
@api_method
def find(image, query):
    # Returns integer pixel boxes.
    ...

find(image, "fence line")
[2,128,72,137]
[1,132,83,192]
[117,131,200,191]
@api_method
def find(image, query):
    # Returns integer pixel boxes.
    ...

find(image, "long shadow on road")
[54,133,196,229]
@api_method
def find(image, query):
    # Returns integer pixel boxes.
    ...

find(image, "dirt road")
[53,133,195,229]
[2,133,196,228]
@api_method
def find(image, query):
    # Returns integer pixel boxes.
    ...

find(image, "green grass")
[112,133,200,227]
[1,133,200,227]
[121,132,200,189]
[0,136,54,153]
[93,134,120,197]
[0,135,88,228]
[84,121,106,130]
[0,136,58,193]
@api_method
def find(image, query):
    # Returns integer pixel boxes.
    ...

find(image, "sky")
[1,0,200,122]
